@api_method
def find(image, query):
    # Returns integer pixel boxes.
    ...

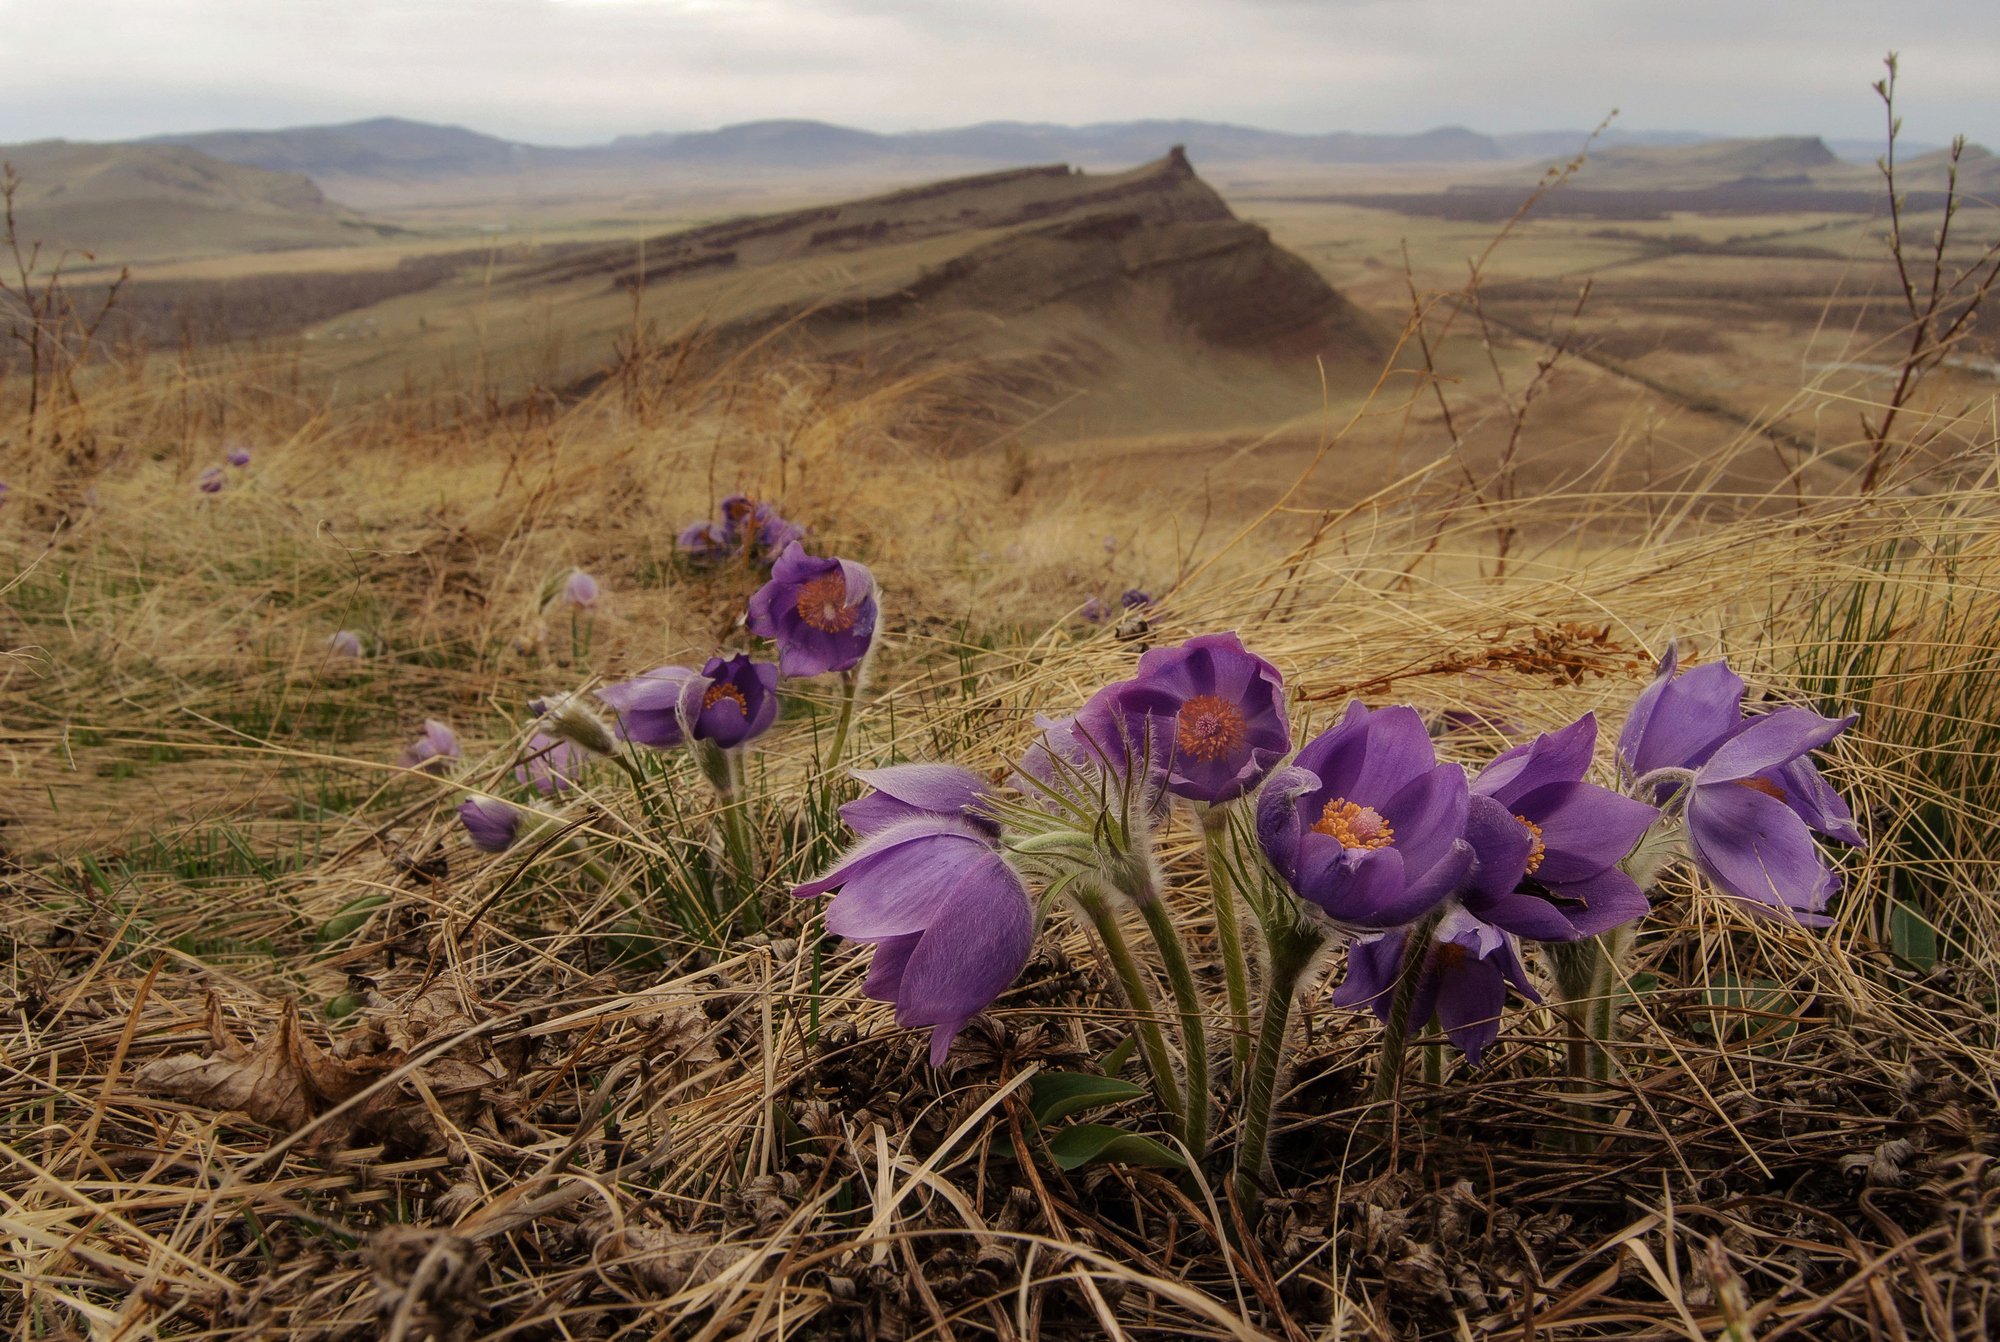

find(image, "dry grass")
[3,288,1999,1341]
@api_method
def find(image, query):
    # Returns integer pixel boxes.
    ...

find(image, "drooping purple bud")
[562,570,600,608]
[326,630,365,658]
[1079,597,1107,625]
[457,796,522,853]
[517,731,590,794]
[598,665,698,749]
[226,447,252,468]
[1120,588,1152,610]
[198,468,225,495]
[398,719,462,773]
[795,815,1035,1065]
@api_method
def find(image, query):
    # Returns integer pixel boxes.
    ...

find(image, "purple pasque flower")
[597,664,699,749]
[751,504,805,557]
[677,654,780,749]
[562,569,600,608]
[326,630,365,658]
[1110,631,1291,806]
[1618,647,1862,924]
[841,763,1001,839]
[1332,904,1538,1065]
[198,467,225,494]
[457,796,522,853]
[226,447,252,468]
[1079,597,1108,625]
[745,543,878,677]
[1120,588,1153,610]
[517,731,590,794]
[1258,701,1474,932]
[1680,708,1860,925]
[398,719,461,773]
[1462,713,1659,939]
[795,815,1034,1065]
[1016,684,1172,828]
[717,494,758,544]
[677,521,731,566]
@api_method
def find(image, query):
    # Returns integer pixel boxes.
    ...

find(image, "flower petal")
[1698,708,1855,784]
[1473,712,1596,807]
[1330,932,1406,1020]
[1687,780,1840,925]
[842,763,998,837]
[1619,647,1745,778]
[1521,781,1661,883]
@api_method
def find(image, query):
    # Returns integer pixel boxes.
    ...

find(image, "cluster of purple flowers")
[798,633,1862,1072]
[450,541,879,861]
[676,494,807,570]
[195,447,253,495]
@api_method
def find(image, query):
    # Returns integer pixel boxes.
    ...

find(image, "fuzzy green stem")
[1234,911,1324,1207]
[1135,892,1210,1161]
[823,668,862,773]
[1074,887,1184,1136]
[1200,807,1253,1087]
[1368,914,1441,1126]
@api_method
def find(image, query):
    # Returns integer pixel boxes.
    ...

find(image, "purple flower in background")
[517,731,590,794]
[841,763,1002,839]
[1332,905,1539,1065]
[198,468,224,495]
[677,521,731,566]
[562,570,600,608]
[1016,684,1173,826]
[1111,631,1291,806]
[326,630,364,658]
[1258,701,1474,931]
[1120,588,1153,610]
[1462,713,1659,940]
[457,796,522,853]
[718,494,758,544]
[795,815,1035,1064]
[226,447,252,468]
[679,654,780,749]
[746,543,879,678]
[1079,597,1108,625]
[1618,647,1862,924]
[751,504,805,557]
[398,719,461,773]
[598,665,699,749]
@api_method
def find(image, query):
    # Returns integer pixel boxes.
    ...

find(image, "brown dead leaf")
[135,1000,391,1135]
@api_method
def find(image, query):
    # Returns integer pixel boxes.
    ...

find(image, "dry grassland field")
[3,114,2000,1342]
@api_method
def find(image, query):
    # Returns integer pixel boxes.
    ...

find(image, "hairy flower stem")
[823,667,862,774]
[698,743,763,934]
[1369,913,1442,1130]
[1074,887,1185,1138]
[1234,910,1325,1208]
[1137,893,1211,1160]
[1200,807,1253,1087]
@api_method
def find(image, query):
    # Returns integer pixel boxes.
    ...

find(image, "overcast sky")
[0,0,1993,147]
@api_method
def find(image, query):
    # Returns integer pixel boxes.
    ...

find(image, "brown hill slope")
[297,150,1382,446]
[0,140,392,262]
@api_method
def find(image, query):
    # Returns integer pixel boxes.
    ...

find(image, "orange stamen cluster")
[1515,814,1547,875]
[1314,797,1395,850]
[703,682,749,714]
[1176,695,1248,762]
[795,572,857,633]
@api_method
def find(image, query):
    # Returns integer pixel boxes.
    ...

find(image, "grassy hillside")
[0,140,394,263]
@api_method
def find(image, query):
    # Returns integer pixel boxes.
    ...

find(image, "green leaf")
[1698,975,1798,1042]
[1097,1034,1139,1077]
[1029,1072,1147,1126]
[1889,900,1939,971]
[315,894,389,946]
[1044,1123,1186,1172]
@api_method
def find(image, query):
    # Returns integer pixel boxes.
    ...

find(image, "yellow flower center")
[1176,695,1248,762]
[1515,814,1547,875]
[796,572,857,633]
[1314,797,1395,849]
[703,682,749,714]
